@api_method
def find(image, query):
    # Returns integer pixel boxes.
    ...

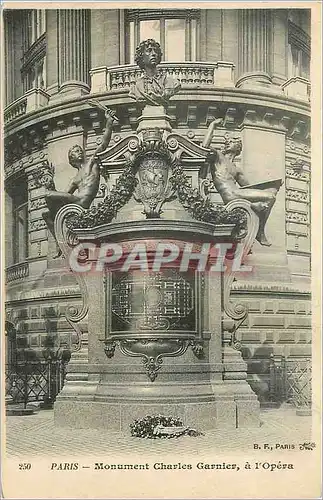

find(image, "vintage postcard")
[1,1,321,498]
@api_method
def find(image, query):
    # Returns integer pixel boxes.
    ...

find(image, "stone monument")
[52,40,282,431]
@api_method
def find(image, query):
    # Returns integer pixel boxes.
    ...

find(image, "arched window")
[126,9,200,64]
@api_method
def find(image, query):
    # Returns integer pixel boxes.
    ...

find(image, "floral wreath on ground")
[130,414,203,439]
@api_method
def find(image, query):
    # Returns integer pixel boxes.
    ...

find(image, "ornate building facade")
[4,8,311,400]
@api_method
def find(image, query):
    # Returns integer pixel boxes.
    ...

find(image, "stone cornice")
[5,286,81,305]
[126,8,200,20]
[232,282,311,296]
[4,86,310,138]
[73,219,237,241]
[4,87,311,176]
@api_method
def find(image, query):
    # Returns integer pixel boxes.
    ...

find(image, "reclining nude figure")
[201,119,282,246]
[43,109,116,258]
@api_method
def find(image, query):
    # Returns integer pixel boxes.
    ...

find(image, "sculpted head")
[222,137,242,157]
[68,145,85,168]
[135,39,162,70]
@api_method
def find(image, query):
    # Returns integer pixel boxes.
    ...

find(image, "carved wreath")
[66,143,247,234]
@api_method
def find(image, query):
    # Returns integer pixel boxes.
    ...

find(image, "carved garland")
[66,160,138,229]
[66,149,247,235]
[169,162,247,234]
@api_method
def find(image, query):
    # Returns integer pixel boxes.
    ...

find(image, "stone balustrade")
[90,62,222,94]
[282,77,311,102]
[6,262,29,283]
[4,88,50,125]
[4,96,27,124]
[108,62,217,90]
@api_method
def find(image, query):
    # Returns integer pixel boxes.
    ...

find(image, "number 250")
[19,463,31,470]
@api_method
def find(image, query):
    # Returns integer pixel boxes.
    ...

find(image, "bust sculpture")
[129,39,181,107]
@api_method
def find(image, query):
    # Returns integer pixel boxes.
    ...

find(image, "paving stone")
[5,406,312,458]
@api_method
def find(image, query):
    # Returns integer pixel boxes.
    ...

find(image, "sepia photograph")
[1,2,321,498]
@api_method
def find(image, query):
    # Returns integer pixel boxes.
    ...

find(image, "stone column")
[58,10,90,97]
[205,10,222,62]
[271,10,289,86]
[46,10,59,97]
[4,11,24,104]
[4,11,15,105]
[237,9,273,90]
[221,10,239,68]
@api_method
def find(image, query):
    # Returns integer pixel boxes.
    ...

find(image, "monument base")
[54,397,259,431]
[54,355,260,431]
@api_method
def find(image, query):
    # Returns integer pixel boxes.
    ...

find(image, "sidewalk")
[5,404,312,458]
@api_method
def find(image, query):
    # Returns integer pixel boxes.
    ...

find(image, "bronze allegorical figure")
[42,108,117,258]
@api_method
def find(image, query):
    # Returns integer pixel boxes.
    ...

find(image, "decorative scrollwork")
[232,340,242,351]
[199,178,212,200]
[190,340,204,359]
[166,137,179,151]
[144,356,164,382]
[222,200,260,344]
[117,338,189,382]
[54,205,89,340]
[128,137,140,152]
[31,160,55,189]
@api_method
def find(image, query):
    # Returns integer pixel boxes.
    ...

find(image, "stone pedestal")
[53,211,260,431]
[137,106,172,133]
[214,61,235,88]
[52,113,261,432]
[25,88,49,113]
[89,66,108,94]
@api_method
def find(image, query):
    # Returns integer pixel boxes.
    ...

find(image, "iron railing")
[5,359,68,407]
[268,355,312,407]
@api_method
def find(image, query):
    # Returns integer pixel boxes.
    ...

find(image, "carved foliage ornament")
[103,338,204,382]
[31,160,55,189]
[169,161,247,234]
[66,132,247,235]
